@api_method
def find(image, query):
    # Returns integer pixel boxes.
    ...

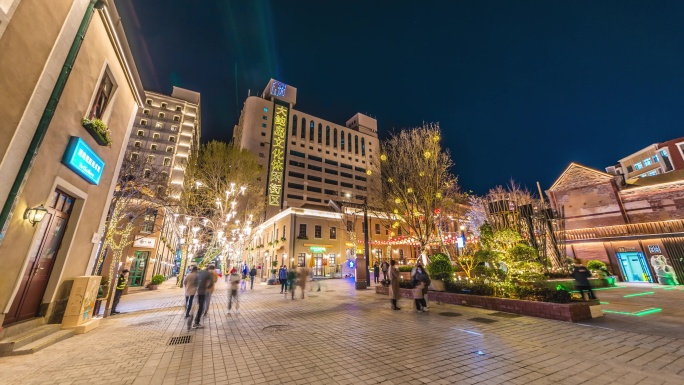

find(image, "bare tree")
[370,123,461,264]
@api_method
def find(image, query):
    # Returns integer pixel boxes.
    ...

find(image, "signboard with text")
[133,237,156,248]
[61,136,105,185]
[267,100,289,207]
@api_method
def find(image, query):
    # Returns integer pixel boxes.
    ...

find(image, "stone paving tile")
[1,278,684,384]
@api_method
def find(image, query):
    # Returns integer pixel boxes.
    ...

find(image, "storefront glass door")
[617,252,653,283]
[313,254,323,276]
[129,251,149,287]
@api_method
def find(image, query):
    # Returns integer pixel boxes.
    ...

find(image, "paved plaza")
[1,278,684,385]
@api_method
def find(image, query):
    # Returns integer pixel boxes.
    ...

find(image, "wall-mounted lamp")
[24,204,48,226]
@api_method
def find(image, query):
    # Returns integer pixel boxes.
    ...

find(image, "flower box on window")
[82,118,112,147]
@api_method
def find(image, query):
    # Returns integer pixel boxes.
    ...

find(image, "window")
[134,141,141,148]
[263,115,268,120]
[356,185,367,191]
[176,106,182,112]
[341,130,345,150]
[325,179,338,185]
[166,146,174,153]
[361,138,366,156]
[173,115,180,122]
[261,132,266,137]
[137,130,144,137]
[375,223,381,235]
[325,169,338,175]
[308,175,322,182]
[309,155,322,162]
[298,253,306,267]
[325,126,330,146]
[146,99,152,105]
[355,175,367,182]
[143,109,149,115]
[140,119,147,126]
[155,122,163,129]
[648,170,658,176]
[399,249,404,260]
[163,157,171,166]
[158,112,165,118]
[161,102,167,109]
[355,166,366,173]
[643,158,652,166]
[309,121,315,141]
[299,224,307,237]
[627,165,633,173]
[325,189,337,196]
[634,162,643,170]
[141,209,157,233]
[143,169,151,178]
[334,128,338,148]
[264,107,269,112]
[354,135,359,155]
[325,159,338,166]
[262,123,267,128]
[88,71,115,120]
[308,164,322,172]
[653,155,659,163]
[288,182,305,190]
[289,159,305,168]
[290,150,306,158]
[283,225,286,239]
[329,254,336,268]
[292,115,298,136]
[171,125,178,131]
[130,153,139,161]
[341,182,353,188]
[314,225,322,239]
[153,133,160,139]
[341,163,352,170]
[169,136,176,142]
[348,133,352,152]
[341,172,352,179]
[346,220,353,232]
[307,186,322,193]
[259,153,265,158]
[330,227,337,239]
[289,171,305,179]
[150,144,157,150]
[160,171,168,180]
[301,118,307,139]
[146,155,154,163]
[287,194,303,200]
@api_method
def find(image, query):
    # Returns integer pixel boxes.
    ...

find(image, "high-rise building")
[234,79,379,218]
[117,87,201,288]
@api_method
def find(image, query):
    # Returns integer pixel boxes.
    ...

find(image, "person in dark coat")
[193,267,214,328]
[389,260,401,310]
[413,265,431,312]
[111,269,129,315]
[373,263,380,284]
[249,266,257,289]
[572,259,596,300]
[381,261,389,281]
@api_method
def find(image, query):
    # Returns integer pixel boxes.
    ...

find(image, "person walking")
[381,260,389,281]
[389,260,401,310]
[110,269,129,315]
[183,266,199,318]
[228,267,241,314]
[241,264,248,292]
[413,265,431,312]
[287,267,297,299]
[297,266,309,299]
[373,262,380,284]
[572,259,596,300]
[279,265,288,293]
[249,266,257,289]
[193,265,214,328]
[203,265,219,317]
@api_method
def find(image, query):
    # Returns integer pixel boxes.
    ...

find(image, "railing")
[564,220,684,241]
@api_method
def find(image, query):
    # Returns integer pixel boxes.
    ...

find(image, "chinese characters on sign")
[267,103,289,206]
[271,81,287,97]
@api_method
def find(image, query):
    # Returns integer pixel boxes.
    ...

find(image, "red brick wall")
[571,243,610,265]
[553,183,626,230]
[620,181,684,222]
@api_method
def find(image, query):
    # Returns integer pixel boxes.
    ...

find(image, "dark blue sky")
[118,0,684,194]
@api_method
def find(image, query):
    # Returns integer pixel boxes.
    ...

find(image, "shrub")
[427,253,453,282]
[398,265,414,272]
[545,271,571,279]
[151,274,165,285]
[444,281,495,296]
[587,260,607,271]
[398,279,413,289]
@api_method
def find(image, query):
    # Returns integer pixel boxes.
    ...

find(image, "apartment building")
[605,136,684,183]
[233,79,380,218]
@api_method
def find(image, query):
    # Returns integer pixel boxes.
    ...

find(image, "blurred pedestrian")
[381,260,389,281]
[110,269,129,315]
[287,267,297,299]
[193,266,213,328]
[249,266,257,289]
[241,264,248,292]
[572,259,596,300]
[228,267,241,314]
[413,265,430,312]
[373,262,380,284]
[297,266,309,299]
[183,265,198,318]
[203,265,219,317]
[389,260,401,310]
[279,265,288,293]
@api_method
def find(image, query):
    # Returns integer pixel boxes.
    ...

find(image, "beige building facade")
[0,0,144,327]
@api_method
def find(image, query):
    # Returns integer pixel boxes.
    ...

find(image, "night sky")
[117,0,684,195]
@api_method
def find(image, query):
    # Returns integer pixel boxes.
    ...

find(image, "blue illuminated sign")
[271,80,287,97]
[62,136,105,185]
[348,260,355,268]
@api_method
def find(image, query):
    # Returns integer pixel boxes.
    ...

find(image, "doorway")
[129,251,149,287]
[617,252,653,283]
[4,190,74,326]
[313,254,323,276]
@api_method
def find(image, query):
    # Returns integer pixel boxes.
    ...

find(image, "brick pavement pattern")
[1,278,684,385]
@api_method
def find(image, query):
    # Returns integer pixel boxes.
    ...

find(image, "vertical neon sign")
[267,102,289,206]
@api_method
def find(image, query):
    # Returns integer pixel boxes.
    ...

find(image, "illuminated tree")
[371,123,461,263]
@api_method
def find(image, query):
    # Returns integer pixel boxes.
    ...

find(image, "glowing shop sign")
[271,80,287,97]
[309,246,327,253]
[267,103,289,206]
[62,136,105,185]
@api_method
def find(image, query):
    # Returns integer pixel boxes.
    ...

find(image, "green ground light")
[623,291,655,298]
[603,308,662,317]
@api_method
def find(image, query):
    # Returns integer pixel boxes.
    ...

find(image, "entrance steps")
[0,318,74,356]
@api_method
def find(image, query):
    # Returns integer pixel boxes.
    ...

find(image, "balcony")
[564,220,684,241]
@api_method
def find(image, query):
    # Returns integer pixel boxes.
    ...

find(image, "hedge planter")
[81,118,112,147]
[375,286,602,323]
[544,277,615,291]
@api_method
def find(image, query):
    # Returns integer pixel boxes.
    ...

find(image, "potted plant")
[97,276,109,299]
[81,117,112,147]
[149,274,165,290]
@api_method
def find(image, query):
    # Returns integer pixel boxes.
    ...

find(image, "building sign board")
[62,136,105,185]
[648,245,662,253]
[267,101,289,207]
[133,237,156,248]
[270,81,287,97]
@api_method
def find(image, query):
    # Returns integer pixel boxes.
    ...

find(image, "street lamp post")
[362,196,371,288]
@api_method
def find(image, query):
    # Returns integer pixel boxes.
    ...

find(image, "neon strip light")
[603,308,662,317]
[623,291,655,298]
